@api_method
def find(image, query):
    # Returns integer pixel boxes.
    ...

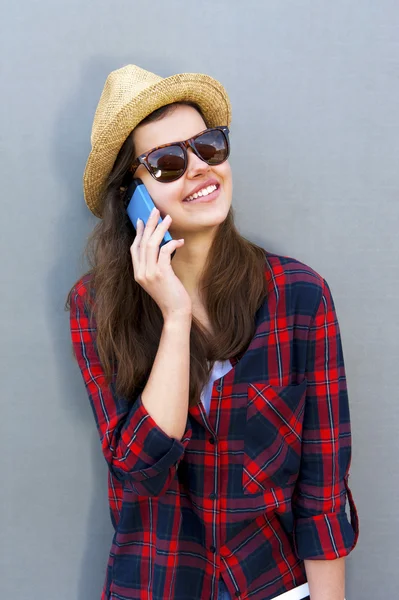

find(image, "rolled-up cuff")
[293,477,359,560]
[114,394,192,495]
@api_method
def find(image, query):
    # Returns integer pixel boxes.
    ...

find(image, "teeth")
[185,184,217,202]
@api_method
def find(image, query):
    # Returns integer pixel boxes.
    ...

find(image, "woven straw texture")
[83,65,232,217]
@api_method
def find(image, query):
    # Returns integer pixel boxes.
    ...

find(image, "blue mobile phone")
[126,178,174,251]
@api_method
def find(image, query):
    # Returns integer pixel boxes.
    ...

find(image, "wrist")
[163,311,192,326]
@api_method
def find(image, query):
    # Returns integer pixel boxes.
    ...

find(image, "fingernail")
[136,218,142,227]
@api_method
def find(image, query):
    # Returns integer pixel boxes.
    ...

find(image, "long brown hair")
[65,102,269,408]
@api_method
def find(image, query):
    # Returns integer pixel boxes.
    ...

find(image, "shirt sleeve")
[292,277,359,560]
[69,282,192,497]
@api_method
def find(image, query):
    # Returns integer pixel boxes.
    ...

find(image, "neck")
[171,228,216,298]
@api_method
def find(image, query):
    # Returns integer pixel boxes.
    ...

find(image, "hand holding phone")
[129,203,192,319]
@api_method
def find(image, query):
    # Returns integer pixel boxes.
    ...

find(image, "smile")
[183,184,219,203]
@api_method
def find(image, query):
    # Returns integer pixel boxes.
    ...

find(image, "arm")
[69,280,193,497]
[304,557,345,600]
[140,314,192,440]
[292,278,359,595]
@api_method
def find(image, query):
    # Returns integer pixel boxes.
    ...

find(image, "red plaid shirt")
[69,250,359,600]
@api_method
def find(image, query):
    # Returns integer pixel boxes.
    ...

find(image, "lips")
[183,178,220,202]
[182,184,221,205]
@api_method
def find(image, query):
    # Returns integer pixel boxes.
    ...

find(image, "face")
[131,105,233,240]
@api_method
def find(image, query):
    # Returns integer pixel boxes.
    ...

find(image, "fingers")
[157,238,184,267]
[130,219,144,279]
[145,212,172,268]
[140,208,161,247]
[130,208,180,278]
[131,208,160,269]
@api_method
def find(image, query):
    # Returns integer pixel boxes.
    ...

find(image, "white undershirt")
[200,359,233,414]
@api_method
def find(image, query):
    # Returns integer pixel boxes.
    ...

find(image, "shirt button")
[216,384,222,392]
[209,492,217,500]
[208,437,216,444]
[210,545,216,553]
[235,592,240,598]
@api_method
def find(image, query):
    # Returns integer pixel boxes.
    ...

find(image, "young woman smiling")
[66,65,358,600]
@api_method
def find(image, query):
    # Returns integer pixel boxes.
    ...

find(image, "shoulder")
[264,250,327,319]
[69,272,95,312]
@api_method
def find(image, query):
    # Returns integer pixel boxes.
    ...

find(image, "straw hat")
[83,64,232,217]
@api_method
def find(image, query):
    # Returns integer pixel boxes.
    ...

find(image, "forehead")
[132,104,207,156]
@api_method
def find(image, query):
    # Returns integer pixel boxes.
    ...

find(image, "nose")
[185,148,211,178]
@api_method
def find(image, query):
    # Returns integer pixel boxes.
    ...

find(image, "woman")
[66,64,359,600]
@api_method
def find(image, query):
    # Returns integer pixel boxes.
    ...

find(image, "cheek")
[217,162,232,194]
[217,161,232,183]
[143,177,185,217]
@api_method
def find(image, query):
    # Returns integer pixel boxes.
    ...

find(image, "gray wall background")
[1,1,398,598]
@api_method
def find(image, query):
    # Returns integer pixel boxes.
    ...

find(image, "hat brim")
[83,72,232,218]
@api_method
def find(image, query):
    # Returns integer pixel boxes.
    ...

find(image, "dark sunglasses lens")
[194,129,229,164]
[147,146,186,182]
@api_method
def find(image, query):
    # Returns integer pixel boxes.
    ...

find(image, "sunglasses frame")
[129,126,230,182]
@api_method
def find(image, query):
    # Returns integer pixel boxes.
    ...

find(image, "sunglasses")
[130,126,230,183]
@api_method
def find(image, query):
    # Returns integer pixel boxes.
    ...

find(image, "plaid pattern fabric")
[69,250,359,600]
